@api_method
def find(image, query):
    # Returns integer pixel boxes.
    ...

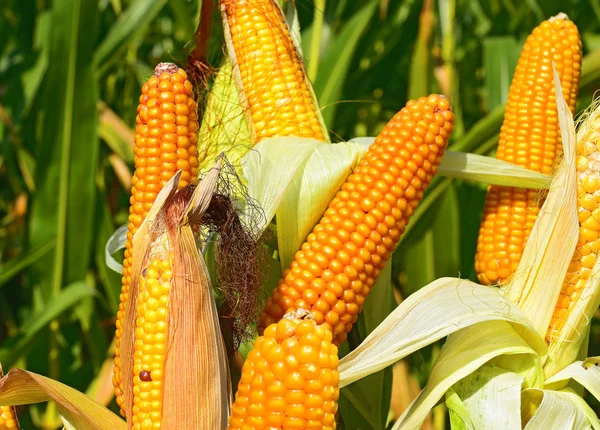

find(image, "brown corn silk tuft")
[220,0,328,143]
[120,158,265,428]
[547,103,600,343]
[195,162,268,353]
[475,13,582,286]
[259,95,455,345]
[228,309,339,429]
[113,63,199,415]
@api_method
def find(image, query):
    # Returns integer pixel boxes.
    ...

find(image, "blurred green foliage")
[2,0,600,428]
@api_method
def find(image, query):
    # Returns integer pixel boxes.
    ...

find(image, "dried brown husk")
[120,164,232,429]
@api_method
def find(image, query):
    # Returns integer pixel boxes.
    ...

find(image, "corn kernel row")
[221,0,326,142]
[475,14,582,285]
[114,63,199,415]
[259,95,455,345]
[228,311,339,429]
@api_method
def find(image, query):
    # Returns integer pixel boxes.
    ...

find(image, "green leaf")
[276,140,367,269]
[93,0,168,76]
[313,1,378,125]
[0,282,97,367]
[483,37,520,111]
[29,0,100,299]
[0,241,55,289]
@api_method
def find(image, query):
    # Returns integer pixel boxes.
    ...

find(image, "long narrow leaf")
[0,369,125,430]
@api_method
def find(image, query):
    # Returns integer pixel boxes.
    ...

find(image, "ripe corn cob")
[228,310,339,429]
[113,62,199,414]
[131,254,172,429]
[0,407,18,429]
[259,94,455,345]
[475,13,582,285]
[547,109,600,342]
[221,0,327,142]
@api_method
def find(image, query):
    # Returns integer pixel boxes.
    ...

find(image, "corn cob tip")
[154,62,180,77]
[549,12,569,22]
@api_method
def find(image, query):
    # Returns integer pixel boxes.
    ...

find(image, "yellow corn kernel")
[221,0,326,142]
[547,114,600,342]
[475,13,582,285]
[259,94,455,345]
[114,62,199,415]
[0,406,19,429]
[131,256,172,429]
[228,310,339,429]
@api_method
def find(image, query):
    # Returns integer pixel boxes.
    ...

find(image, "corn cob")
[221,0,327,142]
[547,109,600,342]
[228,310,339,429]
[114,62,199,414]
[0,407,18,430]
[475,13,582,285]
[131,254,172,429]
[259,95,455,345]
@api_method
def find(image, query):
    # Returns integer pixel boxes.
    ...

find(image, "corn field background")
[2,0,600,428]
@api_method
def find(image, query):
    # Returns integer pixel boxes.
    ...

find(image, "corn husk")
[503,66,579,339]
[120,165,231,428]
[448,364,523,430]
[544,98,600,377]
[197,60,251,174]
[522,388,599,429]
[0,368,124,430]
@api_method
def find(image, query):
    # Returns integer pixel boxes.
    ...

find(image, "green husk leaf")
[451,365,523,430]
[241,137,322,232]
[393,321,541,429]
[350,139,550,188]
[446,388,476,430]
[545,360,600,403]
[0,369,126,430]
[197,60,252,174]
[276,140,368,269]
[545,96,600,377]
[105,224,127,274]
[522,388,599,430]
[338,277,545,388]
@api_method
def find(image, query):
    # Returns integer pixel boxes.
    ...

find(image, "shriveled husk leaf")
[392,321,542,429]
[504,66,579,339]
[220,0,330,143]
[0,368,125,430]
[120,166,231,428]
[522,388,600,430]
[450,364,523,430]
[351,137,551,189]
[545,360,600,402]
[545,98,600,377]
[197,60,251,174]
[338,277,544,387]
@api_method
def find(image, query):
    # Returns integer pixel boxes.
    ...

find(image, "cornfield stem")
[308,0,326,81]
